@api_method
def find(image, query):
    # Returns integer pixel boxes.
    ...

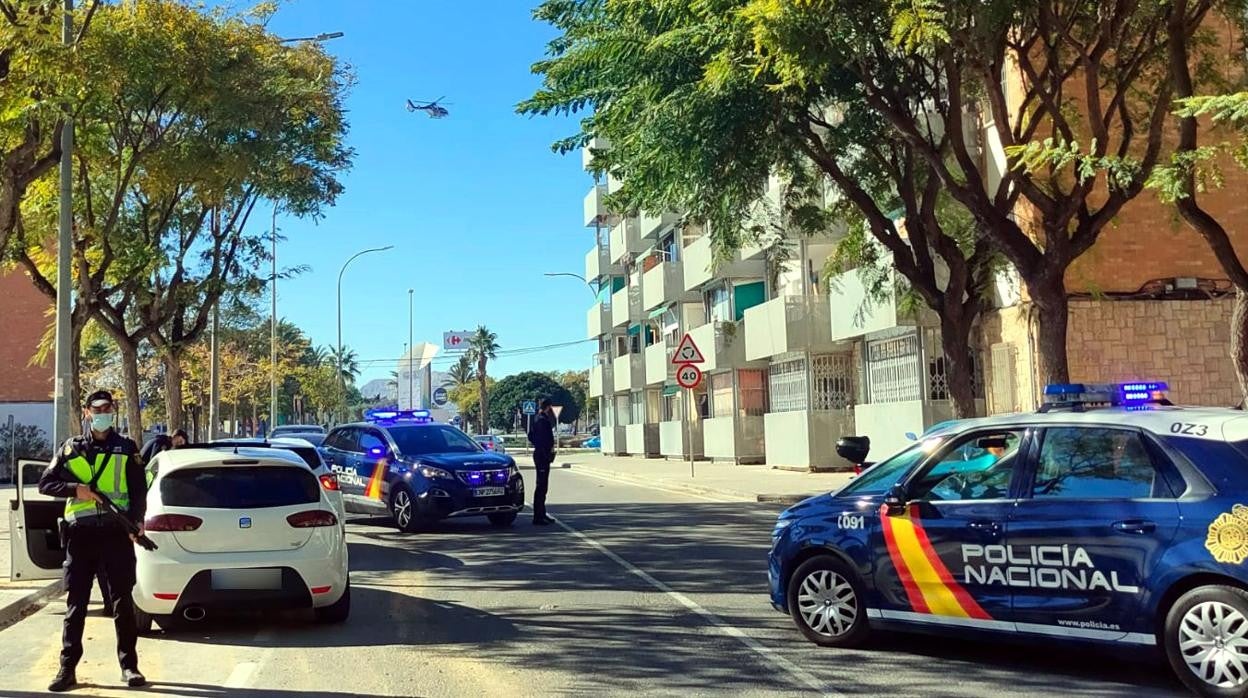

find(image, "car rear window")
[160,466,320,509]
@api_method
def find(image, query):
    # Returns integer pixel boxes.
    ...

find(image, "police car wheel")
[390,486,429,533]
[787,556,869,648]
[1165,585,1248,696]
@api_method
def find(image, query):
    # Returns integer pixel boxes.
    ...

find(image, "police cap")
[84,389,114,408]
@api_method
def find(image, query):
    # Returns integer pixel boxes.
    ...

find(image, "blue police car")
[770,382,1248,696]
[319,410,524,531]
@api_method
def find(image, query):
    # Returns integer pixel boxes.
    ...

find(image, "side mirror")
[836,436,871,465]
[883,484,906,515]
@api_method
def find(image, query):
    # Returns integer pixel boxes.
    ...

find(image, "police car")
[769,382,1248,696]
[320,410,524,532]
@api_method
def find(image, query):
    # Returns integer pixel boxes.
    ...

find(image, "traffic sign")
[522,400,537,415]
[432,387,449,406]
[676,363,703,389]
[551,405,564,420]
[443,331,472,352]
[671,333,705,365]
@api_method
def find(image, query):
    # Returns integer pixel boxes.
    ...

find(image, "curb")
[568,463,819,504]
[0,579,63,630]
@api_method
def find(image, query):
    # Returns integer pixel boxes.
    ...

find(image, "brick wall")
[0,270,51,402]
[980,298,1238,413]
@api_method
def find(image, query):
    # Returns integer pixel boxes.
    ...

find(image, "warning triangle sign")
[671,333,705,365]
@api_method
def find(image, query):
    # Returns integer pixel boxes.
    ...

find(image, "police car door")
[355,428,392,511]
[1007,425,1181,644]
[324,427,365,503]
[8,459,64,581]
[873,428,1029,630]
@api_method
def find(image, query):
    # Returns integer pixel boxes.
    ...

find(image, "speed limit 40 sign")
[676,363,703,389]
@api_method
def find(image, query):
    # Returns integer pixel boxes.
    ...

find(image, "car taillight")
[319,474,340,491]
[286,510,338,528]
[145,514,203,532]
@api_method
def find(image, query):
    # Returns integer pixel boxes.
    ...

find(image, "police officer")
[38,389,147,692]
[527,399,556,525]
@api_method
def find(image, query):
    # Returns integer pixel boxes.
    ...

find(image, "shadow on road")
[0,687,404,698]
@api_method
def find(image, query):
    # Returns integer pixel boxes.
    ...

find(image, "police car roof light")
[1039,381,1170,412]
[365,408,433,424]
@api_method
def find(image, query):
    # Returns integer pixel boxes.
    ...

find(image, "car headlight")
[508,465,520,477]
[418,465,454,480]
[771,518,795,543]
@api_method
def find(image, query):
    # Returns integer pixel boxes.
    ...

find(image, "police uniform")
[37,390,147,690]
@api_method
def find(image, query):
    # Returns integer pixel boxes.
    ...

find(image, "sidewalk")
[553,452,854,505]
[0,485,64,629]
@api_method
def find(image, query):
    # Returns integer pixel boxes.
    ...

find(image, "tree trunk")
[69,305,90,423]
[478,373,489,434]
[939,311,980,419]
[1232,291,1248,408]
[118,341,143,438]
[163,352,185,431]
[1031,276,1071,388]
[232,401,239,438]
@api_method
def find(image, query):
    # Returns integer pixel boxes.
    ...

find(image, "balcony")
[645,342,673,385]
[581,136,609,171]
[609,217,644,265]
[589,356,612,398]
[600,425,626,455]
[703,415,765,464]
[584,184,614,228]
[686,320,761,373]
[639,211,680,239]
[625,423,659,456]
[585,244,612,282]
[613,353,644,393]
[611,286,630,328]
[829,269,917,341]
[587,302,612,339]
[682,235,766,292]
[642,260,684,311]
[659,420,703,459]
[744,295,837,361]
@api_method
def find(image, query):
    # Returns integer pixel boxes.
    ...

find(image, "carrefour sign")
[443,331,472,352]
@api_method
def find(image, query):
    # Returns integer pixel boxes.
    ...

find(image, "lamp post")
[279,32,345,43]
[336,246,394,422]
[50,0,74,446]
[408,289,414,410]
[543,272,601,439]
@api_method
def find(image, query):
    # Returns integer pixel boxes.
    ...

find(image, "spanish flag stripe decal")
[364,462,386,500]
[908,506,991,620]
[879,505,930,614]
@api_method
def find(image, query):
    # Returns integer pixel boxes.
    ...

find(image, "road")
[0,469,1184,697]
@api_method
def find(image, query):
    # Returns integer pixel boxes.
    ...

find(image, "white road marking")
[552,515,841,697]
[224,661,258,688]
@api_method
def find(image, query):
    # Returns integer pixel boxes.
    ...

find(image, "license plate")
[473,487,505,497]
[211,568,282,590]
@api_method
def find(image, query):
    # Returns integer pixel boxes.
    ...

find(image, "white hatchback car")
[134,447,349,633]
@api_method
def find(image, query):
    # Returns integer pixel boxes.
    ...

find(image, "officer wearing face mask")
[38,389,147,692]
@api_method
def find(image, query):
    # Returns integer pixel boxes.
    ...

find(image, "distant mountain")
[359,378,395,401]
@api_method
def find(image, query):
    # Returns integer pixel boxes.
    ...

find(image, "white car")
[134,447,349,633]
[209,437,346,526]
[473,434,507,454]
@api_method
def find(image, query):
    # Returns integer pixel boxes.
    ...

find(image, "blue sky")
[264,1,593,385]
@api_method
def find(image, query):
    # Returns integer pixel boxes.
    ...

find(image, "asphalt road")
[0,469,1185,697]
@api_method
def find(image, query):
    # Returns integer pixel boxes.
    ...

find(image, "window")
[325,428,357,452]
[662,392,680,421]
[630,392,645,424]
[1033,427,1165,500]
[388,425,481,456]
[812,353,855,410]
[646,389,662,423]
[839,443,933,497]
[769,356,809,413]
[710,371,734,418]
[738,369,768,417]
[909,430,1024,502]
[357,430,386,455]
[705,285,731,323]
[866,333,922,403]
[614,394,631,426]
[161,467,320,509]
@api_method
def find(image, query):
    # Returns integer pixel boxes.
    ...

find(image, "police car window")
[358,430,386,453]
[909,430,1024,502]
[325,428,355,452]
[838,444,930,496]
[1033,427,1159,499]
[389,425,481,456]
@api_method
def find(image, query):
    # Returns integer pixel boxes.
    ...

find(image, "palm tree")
[448,355,476,389]
[308,345,331,367]
[466,326,499,434]
[330,346,360,383]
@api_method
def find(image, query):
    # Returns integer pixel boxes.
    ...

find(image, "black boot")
[121,667,146,687]
[48,666,77,692]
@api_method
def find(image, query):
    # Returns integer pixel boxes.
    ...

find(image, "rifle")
[87,484,158,551]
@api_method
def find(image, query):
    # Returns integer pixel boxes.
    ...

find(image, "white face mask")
[89,412,115,432]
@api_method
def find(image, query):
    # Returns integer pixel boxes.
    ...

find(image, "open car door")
[8,459,64,581]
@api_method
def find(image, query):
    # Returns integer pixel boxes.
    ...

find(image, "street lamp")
[279,32,345,43]
[543,272,601,439]
[51,0,75,445]
[408,289,414,411]
[336,245,394,422]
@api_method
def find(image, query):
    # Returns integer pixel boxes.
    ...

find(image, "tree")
[520,1,998,416]
[448,354,476,389]
[467,326,499,434]
[1146,1,1248,402]
[330,346,360,383]
[555,369,592,427]
[488,372,577,433]
[448,377,495,435]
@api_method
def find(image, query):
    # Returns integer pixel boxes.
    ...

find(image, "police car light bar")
[1040,381,1170,412]
[365,409,433,424]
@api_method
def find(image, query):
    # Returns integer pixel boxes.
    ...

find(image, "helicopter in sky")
[405,97,450,119]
